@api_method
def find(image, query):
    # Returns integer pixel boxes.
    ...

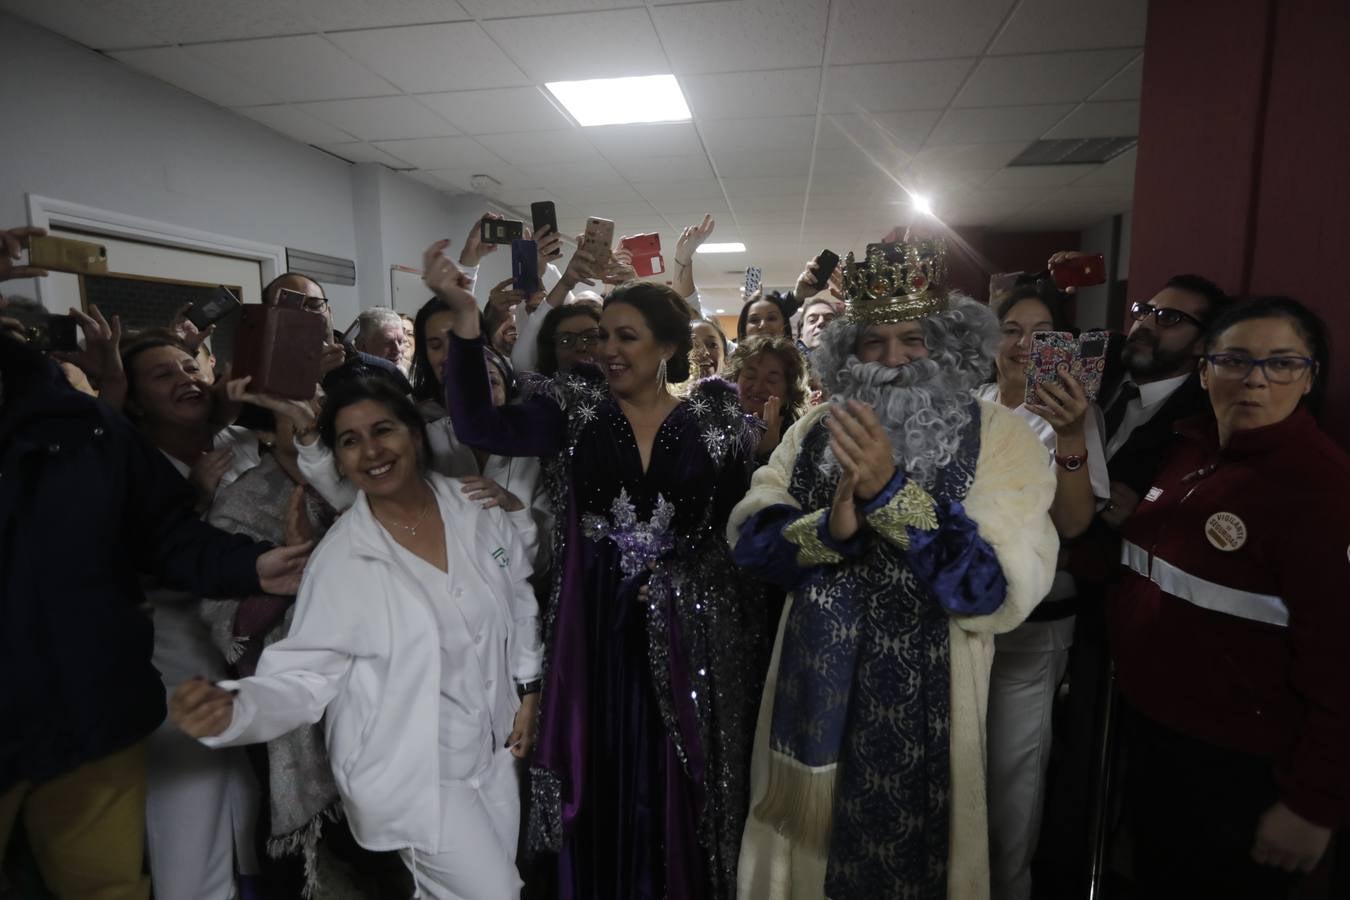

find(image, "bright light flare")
[911,193,934,216]
[696,243,747,254]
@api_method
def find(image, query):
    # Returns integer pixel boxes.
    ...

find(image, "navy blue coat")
[0,342,266,789]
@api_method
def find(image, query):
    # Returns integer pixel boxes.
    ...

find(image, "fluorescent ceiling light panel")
[696,242,747,254]
[545,75,691,127]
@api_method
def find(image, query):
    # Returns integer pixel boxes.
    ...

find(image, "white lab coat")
[202,473,543,855]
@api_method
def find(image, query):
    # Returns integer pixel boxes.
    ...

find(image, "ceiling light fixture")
[545,75,691,127]
[911,194,934,216]
[696,242,747,254]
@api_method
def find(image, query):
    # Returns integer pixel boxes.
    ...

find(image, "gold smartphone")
[27,236,109,274]
[581,217,615,270]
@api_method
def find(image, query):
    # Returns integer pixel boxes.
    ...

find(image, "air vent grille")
[1009,137,1138,166]
[286,248,356,287]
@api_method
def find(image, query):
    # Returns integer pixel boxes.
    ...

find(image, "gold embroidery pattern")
[866,480,939,549]
[783,508,844,567]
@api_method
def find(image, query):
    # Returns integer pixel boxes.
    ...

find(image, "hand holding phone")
[511,239,541,294]
[1025,329,1111,406]
[581,217,615,271]
[530,202,561,259]
[744,266,763,300]
[481,219,525,245]
[1049,253,1106,290]
[186,287,242,331]
[26,236,108,275]
[619,233,664,277]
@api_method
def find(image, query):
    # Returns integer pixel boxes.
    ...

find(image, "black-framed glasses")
[1130,301,1204,330]
[302,296,329,312]
[1204,353,1316,384]
[553,330,600,349]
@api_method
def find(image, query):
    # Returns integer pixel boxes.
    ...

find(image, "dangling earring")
[657,356,669,389]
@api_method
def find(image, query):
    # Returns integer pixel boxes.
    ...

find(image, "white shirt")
[1103,372,1192,460]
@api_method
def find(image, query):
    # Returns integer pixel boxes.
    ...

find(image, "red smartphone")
[1050,253,1106,289]
[619,233,664,277]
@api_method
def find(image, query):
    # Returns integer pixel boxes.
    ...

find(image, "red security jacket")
[1107,408,1350,827]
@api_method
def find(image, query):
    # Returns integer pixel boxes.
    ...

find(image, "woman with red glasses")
[1106,296,1349,898]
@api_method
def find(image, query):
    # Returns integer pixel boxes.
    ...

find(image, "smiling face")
[745,299,787,338]
[1202,316,1314,439]
[690,320,725,378]
[736,351,788,416]
[855,321,930,368]
[1123,285,1209,380]
[491,309,518,356]
[127,344,211,428]
[553,313,600,372]
[333,399,423,500]
[996,297,1055,395]
[598,301,673,396]
[361,322,406,365]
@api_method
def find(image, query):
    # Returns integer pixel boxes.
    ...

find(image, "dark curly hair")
[724,334,810,420]
[603,282,693,384]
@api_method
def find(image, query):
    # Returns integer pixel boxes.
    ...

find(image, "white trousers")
[985,617,1074,900]
[146,602,260,900]
[402,748,523,900]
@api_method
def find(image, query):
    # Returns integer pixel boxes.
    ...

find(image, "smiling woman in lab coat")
[170,376,543,900]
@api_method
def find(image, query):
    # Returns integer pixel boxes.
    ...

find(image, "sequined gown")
[443,335,764,900]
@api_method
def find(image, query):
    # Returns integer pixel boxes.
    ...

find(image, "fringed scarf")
[757,410,981,897]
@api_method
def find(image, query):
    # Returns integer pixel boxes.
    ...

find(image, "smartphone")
[530,201,561,258]
[186,286,242,330]
[1073,329,1110,402]
[276,288,307,310]
[813,249,840,288]
[1050,253,1106,290]
[619,233,664,277]
[511,239,541,294]
[12,311,80,353]
[744,266,763,299]
[581,217,615,270]
[480,218,525,245]
[26,236,108,275]
[340,318,361,344]
[1025,331,1077,407]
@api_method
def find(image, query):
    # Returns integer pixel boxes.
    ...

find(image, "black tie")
[1104,382,1141,441]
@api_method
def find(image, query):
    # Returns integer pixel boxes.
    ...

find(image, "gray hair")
[355,306,403,344]
[812,293,999,487]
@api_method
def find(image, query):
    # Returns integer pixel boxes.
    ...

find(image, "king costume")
[728,240,1059,900]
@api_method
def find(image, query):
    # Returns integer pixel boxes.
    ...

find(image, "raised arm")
[672,214,715,312]
[424,240,567,458]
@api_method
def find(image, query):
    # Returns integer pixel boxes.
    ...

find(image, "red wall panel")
[1246,0,1350,442]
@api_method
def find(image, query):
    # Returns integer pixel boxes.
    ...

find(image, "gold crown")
[842,238,949,325]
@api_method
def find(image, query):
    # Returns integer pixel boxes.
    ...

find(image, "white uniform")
[202,474,542,899]
[971,384,1108,900]
[146,427,262,900]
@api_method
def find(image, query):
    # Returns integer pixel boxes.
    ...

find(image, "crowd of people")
[1,209,1346,900]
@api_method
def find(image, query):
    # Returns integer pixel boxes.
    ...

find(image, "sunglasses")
[1130,301,1204,330]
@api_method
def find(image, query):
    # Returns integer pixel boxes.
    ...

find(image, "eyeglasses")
[1204,353,1315,384]
[1130,301,1204,330]
[302,297,329,312]
[553,330,600,349]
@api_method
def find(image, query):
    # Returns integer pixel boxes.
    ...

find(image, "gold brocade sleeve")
[781,508,844,567]
[865,480,939,550]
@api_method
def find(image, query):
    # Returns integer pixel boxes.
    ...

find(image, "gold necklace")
[376,494,433,537]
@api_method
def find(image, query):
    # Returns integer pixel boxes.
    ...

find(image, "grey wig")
[812,292,1000,488]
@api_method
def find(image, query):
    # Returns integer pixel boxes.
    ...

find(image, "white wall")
[0,12,500,328]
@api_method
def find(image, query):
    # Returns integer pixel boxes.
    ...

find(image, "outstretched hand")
[674,214,715,265]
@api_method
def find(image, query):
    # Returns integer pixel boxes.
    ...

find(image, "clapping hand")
[754,395,783,459]
[826,399,897,502]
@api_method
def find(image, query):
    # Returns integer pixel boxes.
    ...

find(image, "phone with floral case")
[1025,330,1110,405]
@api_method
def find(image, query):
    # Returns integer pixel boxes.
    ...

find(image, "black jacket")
[0,342,266,789]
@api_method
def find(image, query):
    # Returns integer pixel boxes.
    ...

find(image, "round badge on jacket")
[1205,512,1248,552]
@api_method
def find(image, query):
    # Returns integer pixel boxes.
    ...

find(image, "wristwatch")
[1054,452,1086,471]
[516,679,542,698]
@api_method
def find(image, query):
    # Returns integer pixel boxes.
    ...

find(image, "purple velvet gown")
[443,335,764,900]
